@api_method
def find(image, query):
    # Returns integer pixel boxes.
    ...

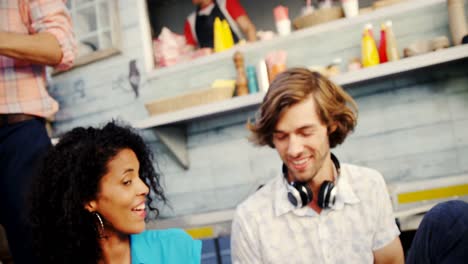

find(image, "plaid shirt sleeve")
[28,0,77,70]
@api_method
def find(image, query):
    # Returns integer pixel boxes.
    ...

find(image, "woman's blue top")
[131,228,201,264]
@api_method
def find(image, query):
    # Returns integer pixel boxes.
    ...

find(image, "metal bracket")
[152,126,189,169]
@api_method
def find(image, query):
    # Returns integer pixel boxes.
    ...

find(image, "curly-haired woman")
[29,121,201,263]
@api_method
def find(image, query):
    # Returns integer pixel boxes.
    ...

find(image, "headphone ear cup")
[283,164,313,208]
[318,181,335,209]
[301,183,313,206]
[286,184,301,207]
[288,182,313,208]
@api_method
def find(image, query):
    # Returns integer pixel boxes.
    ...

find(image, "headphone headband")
[283,153,341,208]
[330,152,340,177]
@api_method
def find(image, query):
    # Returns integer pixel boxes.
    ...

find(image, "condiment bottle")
[385,20,400,61]
[361,23,380,67]
[233,51,249,96]
[378,23,388,63]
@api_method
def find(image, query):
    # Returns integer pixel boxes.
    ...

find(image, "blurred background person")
[184,0,257,49]
[29,122,202,264]
[406,200,468,264]
[0,0,76,263]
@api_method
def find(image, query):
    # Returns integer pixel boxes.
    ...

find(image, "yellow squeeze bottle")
[214,18,234,52]
[221,19,234,50]
[214,17,223,52]
[361,23,380,67]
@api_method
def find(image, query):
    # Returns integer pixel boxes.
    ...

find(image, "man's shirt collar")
[274,163,361,217]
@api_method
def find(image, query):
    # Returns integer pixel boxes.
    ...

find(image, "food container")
[145,86,235,116]
[293,6,344,30]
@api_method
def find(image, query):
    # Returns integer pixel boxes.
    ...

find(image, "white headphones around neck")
[284,153,340,209]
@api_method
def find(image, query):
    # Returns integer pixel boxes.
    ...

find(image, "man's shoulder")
[236,177,277,216]
[342,163,384,181]
[341,163,388,195]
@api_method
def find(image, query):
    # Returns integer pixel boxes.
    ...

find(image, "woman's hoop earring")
[93,212,106,239]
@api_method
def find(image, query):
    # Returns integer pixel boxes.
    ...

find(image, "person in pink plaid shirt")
[0,0,76,263]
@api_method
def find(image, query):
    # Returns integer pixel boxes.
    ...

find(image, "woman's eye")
[123,180,132,186]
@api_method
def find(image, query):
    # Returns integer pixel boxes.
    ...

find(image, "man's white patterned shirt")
[231,163,400,264]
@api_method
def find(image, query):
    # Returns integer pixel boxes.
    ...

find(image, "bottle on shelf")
[214,17,223,52]
[221,20,234,49]
[378,23,388,63]
[301,0,315,16]
[233,51,249,96]
[361,23,380,67]
[385,20,400,61]
[447,0,468,45]
[214,18,234,53]
[246,65,259,94]
[256,59,269,92]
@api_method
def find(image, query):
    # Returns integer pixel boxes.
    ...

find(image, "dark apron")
[195,1,240,48]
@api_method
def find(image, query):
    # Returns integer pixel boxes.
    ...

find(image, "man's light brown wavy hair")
[248,68,358,149]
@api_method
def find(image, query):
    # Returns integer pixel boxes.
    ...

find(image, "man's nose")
[287,135,303,157]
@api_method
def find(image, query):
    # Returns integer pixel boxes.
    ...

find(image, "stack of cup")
[447,0,468,45]
[274,5,291,36]
[341,0,359,18]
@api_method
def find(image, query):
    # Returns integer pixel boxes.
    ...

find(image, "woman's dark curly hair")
[28,121,167,264]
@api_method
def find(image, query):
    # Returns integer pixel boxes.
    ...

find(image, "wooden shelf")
[133,0,464,169]
[145,0,445,79]
[134,45,468,130]
[133,92,263,129]
[332,44,468,85]
[133,45,468,169]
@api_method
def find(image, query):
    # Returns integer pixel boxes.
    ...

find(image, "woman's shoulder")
[136,228,195,243]
[131,229,201,264]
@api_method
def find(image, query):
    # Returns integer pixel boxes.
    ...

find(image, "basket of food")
[145,85,235,116]
[293,6,344,30]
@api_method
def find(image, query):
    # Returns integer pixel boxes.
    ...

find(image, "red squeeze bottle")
[378,23,388,63]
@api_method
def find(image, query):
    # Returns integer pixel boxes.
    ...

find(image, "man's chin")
[291,171,311,182]
[292,166,320,182]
